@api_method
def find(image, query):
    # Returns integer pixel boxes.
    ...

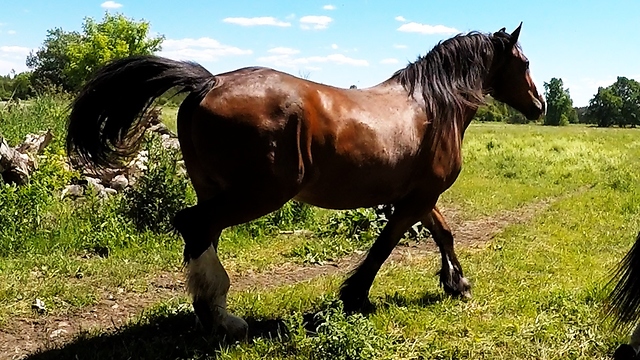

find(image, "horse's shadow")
[25,312,306,360]
[25,292,446,360]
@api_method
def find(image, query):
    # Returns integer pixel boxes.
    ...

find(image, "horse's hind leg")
[340,202,430,313]
[173,190,293,342]
[172,203,245,341]
[422,206,471,298]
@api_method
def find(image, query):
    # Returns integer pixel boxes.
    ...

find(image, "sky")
[0,0,639,106]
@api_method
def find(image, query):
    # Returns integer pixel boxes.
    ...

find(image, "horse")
[607,233,640,359]
[66,23,544,341]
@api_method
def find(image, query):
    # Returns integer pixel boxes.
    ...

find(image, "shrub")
[121,136,195,233]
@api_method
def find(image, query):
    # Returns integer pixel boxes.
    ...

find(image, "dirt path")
[1,193,565,360]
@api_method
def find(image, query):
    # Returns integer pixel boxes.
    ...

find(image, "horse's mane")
[392,31,513,156]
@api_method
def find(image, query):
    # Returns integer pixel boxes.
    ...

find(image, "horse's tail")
[606,232,640,329]
[66,55,215,168]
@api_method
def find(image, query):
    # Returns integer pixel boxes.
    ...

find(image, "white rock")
[110,174,129,191]
[61,185,84,199]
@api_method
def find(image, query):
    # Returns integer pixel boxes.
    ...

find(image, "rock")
[61,185,84,199]
[160,135,180,149]
[110,174,129,191]
[49,329,67,338]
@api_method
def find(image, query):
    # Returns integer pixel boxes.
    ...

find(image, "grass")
[1,98,639,359]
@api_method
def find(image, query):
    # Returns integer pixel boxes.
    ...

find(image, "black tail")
[66,55,215,168]
[606,232,640,329]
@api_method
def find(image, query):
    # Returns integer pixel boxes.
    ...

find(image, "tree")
[473,97,529,124]
[588,87,622,127]
[543,78,575,126]
[611,77,640,127]
[0,72,34,100]
[587,77,640,127]
[27,13,164,92]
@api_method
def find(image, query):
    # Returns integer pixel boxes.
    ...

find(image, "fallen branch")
[0,130,53,185]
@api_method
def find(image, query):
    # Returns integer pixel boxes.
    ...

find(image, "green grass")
[2,98,640,359]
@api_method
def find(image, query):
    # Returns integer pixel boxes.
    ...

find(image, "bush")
[121,136,195,233]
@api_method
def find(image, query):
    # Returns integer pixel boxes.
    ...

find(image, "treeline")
[1,13,163,101]
[475,76,640,128]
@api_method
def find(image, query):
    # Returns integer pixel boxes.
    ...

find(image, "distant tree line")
[1,13,163,101]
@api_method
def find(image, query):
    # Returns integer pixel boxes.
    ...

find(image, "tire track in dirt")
[0,191,577,360]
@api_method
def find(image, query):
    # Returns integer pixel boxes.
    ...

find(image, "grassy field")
[1,96,639,359]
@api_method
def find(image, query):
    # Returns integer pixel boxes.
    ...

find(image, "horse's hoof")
[193,298,215,332]
[340,295,375,314]
[614,344,638,360]
[222,313,249,343]
[442,276,472,299]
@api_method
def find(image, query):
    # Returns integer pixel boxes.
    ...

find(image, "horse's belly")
[293,166,412,210]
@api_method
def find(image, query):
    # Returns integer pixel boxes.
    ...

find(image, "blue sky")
[0,0,638,106]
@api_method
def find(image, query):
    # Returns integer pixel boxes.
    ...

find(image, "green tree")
[26,28,80,92]
[587,77,640,127]
[611,77,640,127]
[543,78,574,126]
[27,13,164,92]
[588,87,622,127]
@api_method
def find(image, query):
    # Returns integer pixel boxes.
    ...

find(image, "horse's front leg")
[422,206,471,298]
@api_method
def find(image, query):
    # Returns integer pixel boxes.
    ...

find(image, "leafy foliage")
[121,136,195,233]
[0,72,34,100]
[473,97,529,124]
[543,77,577,126]
[27,13,164,92]
[588,77,640,127]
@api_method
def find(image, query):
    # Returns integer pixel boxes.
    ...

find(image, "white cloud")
[395,16,407,22]
[223,17,291,27]
[393,44,408,49]
[323,4,336,10]
[268,47,300,55]
[101,1,123,9]
[7,30,16,35]
[0,46,30,56]
[257,53,368,68]
[397,22,458,35]
[380,58,399,64]
[331,44,338,50]
[300,15,333,30]
[0,45,31,74]
[159,38,252,62]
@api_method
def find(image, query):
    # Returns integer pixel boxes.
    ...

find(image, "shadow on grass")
[378,291,447,309]
[25,294,446,360]
[24,310,325,360]
[25,311,295,360]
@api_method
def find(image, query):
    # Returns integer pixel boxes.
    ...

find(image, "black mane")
[393,31,513,154]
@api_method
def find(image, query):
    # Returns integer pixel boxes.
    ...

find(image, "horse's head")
[488,23,545,120]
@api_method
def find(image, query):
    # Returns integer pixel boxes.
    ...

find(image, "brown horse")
[66,24,544,341]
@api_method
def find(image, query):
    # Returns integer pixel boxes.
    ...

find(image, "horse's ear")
[510,22,523,45]
[499,27,506,32]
